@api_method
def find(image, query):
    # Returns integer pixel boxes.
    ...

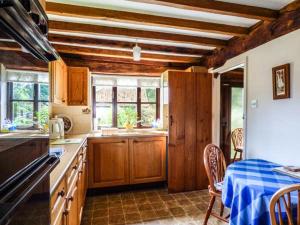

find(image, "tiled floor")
[81,188,228,225]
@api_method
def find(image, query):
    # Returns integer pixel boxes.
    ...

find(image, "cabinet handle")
[72,164,78,170]
[170,115,174,126]
[58,190,65,197]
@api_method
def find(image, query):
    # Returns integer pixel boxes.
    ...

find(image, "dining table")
[222,159,300,225]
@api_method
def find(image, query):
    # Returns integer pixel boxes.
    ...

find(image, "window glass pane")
[141,104,156,127]
[141,88,156,102]
[117,104,137,127]
[96,86,113,102]
[117,87,137,102]
[37,102,49,127]
[12,82,34,100]
[39,84,49,101]
[12,101,34,128]
[95,103,113,128]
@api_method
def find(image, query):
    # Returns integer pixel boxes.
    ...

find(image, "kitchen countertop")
[50,134,88,193]
[88,130,168,139]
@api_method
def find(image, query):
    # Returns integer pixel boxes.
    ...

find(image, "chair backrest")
[203,144,227,193]
[270,184,300,225]
[231,128,244,150]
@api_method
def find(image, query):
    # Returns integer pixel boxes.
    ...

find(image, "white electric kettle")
[49,117,64,139]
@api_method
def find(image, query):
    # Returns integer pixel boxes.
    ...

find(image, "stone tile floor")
[81,188,228,225]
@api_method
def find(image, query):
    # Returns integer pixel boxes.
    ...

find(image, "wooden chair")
[231,128,244,162]
[270,184,300,225]
[203,144,229,225]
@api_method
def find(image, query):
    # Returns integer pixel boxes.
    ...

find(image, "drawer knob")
[58,190,65,197]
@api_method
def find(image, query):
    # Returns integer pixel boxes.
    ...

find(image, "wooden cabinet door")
[66,181,79,225]
[67,67,88,106]
[129,137,166,184]
[50,58,67,104]
[88,138,129,188]
[77,160,84,224]
[168,71,211,193]
[168,71,188,193]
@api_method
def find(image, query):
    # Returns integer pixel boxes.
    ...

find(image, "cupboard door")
[50,58,67,104]
[168,71,187,193]
[129,137,166,184]
[167,71,211,193]
[66,182,79,225]
[77,160,84,224]
[88,139,129,188]
[196,73,212,190]
[67,67,88,106]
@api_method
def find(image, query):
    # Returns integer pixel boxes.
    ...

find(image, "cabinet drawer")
[51,178,67,225]
[66,156,78,188]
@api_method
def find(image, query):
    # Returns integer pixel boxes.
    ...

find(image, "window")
[92,76,160,129]
[6,71,49,129]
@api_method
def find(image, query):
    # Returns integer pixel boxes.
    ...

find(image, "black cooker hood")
[0,0,59,62]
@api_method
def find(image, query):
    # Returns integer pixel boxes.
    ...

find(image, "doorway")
[220,68,244,164]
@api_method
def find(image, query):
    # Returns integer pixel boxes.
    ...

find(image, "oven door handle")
[0,155,59,225]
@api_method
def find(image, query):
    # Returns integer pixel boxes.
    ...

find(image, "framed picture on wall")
[272,63,290,100]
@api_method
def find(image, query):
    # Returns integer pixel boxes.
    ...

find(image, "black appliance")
[0,0,60,62]
[0,137,59,225]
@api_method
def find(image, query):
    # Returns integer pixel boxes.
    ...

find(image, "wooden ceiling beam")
[46,2,248,36]
[128,0,278,21]
[60,53,199,67]
[53,44,202,63]
[48,21,227,48]
[62,55,189,76]
[205,5,300,68]
[48,34,213,56]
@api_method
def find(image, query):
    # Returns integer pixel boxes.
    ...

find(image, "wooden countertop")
[50,134,88,193]
[88,131,168,139]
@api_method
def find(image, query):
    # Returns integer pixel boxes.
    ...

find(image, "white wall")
[212,29,300,166]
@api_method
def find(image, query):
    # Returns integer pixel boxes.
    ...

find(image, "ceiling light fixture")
[133,43,141,61]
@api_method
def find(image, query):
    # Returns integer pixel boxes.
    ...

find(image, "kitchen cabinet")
[129,137,166,184]
[67,67,88,106]
[165,71,212,193]
[88,136,167,188]
[77,144,88,223]
[50,141,88,225]
[65,173,79,225]
[88,138,129,188]
[50,58,68,105]
[50,60,89,106]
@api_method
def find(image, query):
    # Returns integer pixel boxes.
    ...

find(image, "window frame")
[7,81,49,129]
[92,86,160,129]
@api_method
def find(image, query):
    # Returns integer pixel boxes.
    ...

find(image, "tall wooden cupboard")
[163,71,212,193]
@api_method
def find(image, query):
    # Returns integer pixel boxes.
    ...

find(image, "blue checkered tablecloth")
[222,159,300,225]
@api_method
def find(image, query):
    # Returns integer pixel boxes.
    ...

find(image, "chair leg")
[220,202,224,217]
[233,151,238,162]
[203,196,216,225]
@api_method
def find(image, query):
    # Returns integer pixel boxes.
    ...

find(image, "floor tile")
[81,188,228,225]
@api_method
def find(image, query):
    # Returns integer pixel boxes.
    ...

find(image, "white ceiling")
[49,31,216,50]
[47,0,259,27]
[48,15,233,40]
[219,0,295,10]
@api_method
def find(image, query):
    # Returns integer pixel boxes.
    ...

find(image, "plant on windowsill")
[121,109,138,131]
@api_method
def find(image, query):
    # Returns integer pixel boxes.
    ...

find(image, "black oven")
[0,137,59,225]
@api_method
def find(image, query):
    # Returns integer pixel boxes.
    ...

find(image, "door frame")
[209,57,248,159]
